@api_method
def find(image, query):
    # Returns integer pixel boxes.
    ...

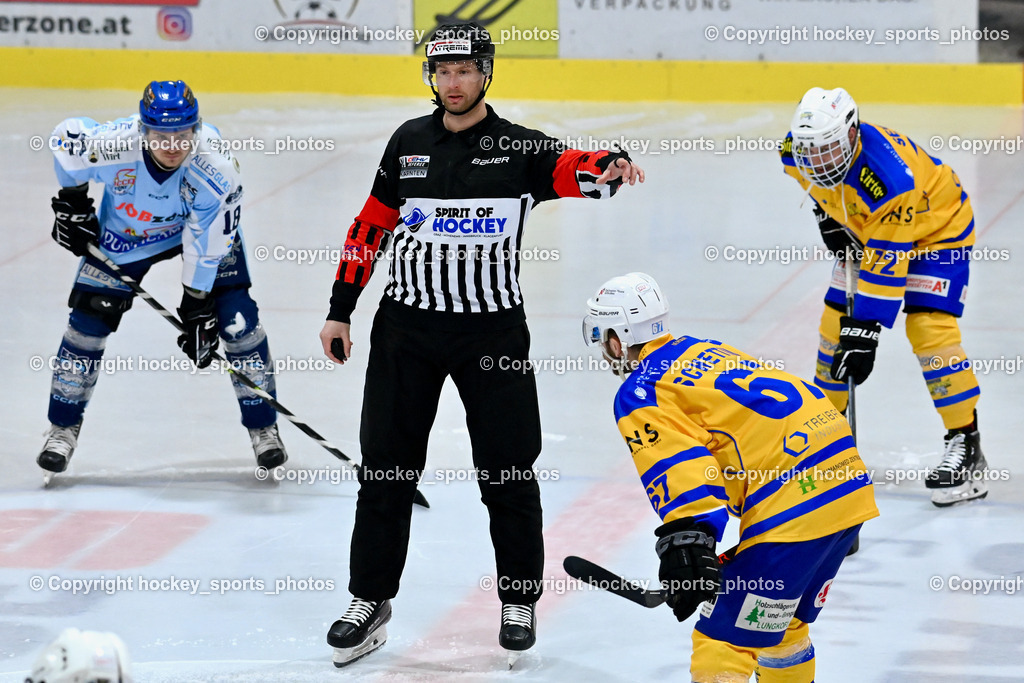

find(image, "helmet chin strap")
[143,148,181,172]
[146,150,174,172]
[432,74,493,116]
[602,345,633,382]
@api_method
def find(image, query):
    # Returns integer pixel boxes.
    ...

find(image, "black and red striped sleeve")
[517,123,632,202]
[327,142,401,323]
[550,149,631,199]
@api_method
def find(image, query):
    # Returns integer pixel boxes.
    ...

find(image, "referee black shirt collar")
[432,104,499,144]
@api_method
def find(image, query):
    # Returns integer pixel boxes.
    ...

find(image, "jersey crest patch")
[400,155,429,179]
[111,168,136,195]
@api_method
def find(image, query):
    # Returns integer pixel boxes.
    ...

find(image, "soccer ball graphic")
[290,1,341,20]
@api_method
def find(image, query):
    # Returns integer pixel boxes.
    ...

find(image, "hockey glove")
[830,316,881,385]
[654,518,720,622]
[812,202,860,260]
[594,149,634,196]
[177,290,219,369]
[51,185,101,257]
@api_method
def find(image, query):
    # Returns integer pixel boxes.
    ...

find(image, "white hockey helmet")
[790,87,860,188]
[26,628,132,683]
[582,272,669,349]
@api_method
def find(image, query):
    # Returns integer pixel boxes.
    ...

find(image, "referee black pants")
[349,305,544,605]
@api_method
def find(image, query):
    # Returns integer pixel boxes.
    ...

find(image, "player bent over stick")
[40,81,286,480]
[783,87,988,507]
[581,273,878,683]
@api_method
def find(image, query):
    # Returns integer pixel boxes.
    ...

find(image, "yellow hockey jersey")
[615,334,878,551]
[782,122,975,327]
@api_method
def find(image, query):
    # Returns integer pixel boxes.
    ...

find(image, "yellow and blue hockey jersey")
[781,122,975,328]
[615,334,879,551]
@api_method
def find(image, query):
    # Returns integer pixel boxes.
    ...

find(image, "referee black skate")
[319,22,644,668]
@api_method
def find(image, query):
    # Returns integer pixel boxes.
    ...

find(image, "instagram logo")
[157,7,192,41]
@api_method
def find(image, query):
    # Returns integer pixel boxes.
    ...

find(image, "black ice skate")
[925,423,988,508]
[38,421,82,484]
[249,424,287,470]
[499,603,536,669]
[327,598,391,668]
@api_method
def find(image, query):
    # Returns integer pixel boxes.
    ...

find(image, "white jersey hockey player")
[40,80,286,478]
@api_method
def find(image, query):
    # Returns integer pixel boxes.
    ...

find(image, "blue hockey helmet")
[139,80,200,132]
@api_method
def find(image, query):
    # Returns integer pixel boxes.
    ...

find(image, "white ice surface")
[1,90,1022,682]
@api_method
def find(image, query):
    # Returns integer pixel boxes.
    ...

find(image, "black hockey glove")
[51,185,101,257]
[177,290,219,369]
[830,316,881,385]
[654,518,720,622]
[812,202,860,260]
[594,149,633,196]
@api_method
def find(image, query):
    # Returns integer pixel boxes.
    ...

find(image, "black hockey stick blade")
[562,556,666,608]
[83,243,429,509]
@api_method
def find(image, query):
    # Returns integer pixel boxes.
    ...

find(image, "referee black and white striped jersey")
[328,105,631,331]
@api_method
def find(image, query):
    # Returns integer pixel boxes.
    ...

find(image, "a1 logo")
[814,579,834,608]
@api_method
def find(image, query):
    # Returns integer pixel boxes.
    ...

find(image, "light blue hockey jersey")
[51,115,243,292]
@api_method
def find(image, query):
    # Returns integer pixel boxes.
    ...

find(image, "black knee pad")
[68,290,134,332]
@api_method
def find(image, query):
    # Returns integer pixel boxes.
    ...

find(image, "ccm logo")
[55,211,91,222]
[841,327,879,341]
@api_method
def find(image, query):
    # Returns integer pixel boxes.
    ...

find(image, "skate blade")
[507,650,523,669]
[331,625,387,668]
[931,481,988,508]
[42,472,55,487]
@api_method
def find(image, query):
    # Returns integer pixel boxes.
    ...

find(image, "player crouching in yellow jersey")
[782,87,988,507]
[582,273,879,683]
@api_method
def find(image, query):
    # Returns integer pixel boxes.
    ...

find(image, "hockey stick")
[83,243,430,508]
[844,246,860,555]
[844,246,857,443]
[564,544,739,609]
[562,556,666,608]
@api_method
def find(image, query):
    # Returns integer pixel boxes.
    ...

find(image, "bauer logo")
[734,594,799,633]
[157,7,193,41]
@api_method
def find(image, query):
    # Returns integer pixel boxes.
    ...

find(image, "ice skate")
[925,425,988,507]
[499,603,536,669]
[249,424,287,470]
[38,421,82,485]
[327,598,390,668]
